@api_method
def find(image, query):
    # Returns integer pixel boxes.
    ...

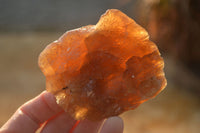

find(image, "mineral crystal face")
[38,9,167,121]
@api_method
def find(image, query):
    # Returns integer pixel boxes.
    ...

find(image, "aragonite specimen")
[38,9,167,121]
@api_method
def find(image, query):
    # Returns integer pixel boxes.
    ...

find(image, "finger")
[0,109,39,133]
[73,119,105,133]
[21,91,63,124]
[0,91,63,133]
[41,111,76,133]
[100,116,124,133]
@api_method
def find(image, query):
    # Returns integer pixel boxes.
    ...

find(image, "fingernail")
[100,116,124,133]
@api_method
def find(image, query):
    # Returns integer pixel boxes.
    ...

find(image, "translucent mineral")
[38,9,167,121]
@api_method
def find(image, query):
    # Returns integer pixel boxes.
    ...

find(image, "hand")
[0,91,124,133]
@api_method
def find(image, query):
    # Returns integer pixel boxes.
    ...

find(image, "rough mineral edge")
[38,9,167,121]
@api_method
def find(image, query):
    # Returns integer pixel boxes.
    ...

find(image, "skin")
[0,91,124,133]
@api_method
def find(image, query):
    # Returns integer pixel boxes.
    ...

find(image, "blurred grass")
[0,32,199,133]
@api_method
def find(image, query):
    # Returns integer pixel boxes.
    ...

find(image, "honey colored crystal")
[38,9,167,121]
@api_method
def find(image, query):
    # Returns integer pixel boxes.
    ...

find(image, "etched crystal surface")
[38,9,167,121]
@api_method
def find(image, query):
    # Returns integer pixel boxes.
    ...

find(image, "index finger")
[0,91,63,133]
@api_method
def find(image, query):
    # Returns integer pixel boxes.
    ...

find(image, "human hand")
[0,91,124,133]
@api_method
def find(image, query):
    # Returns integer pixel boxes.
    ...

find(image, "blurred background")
[0,0,200,132]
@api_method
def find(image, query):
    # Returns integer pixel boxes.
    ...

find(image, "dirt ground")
[0,32,199,133]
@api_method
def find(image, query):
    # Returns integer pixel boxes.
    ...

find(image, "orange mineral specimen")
[38,9,167,121]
